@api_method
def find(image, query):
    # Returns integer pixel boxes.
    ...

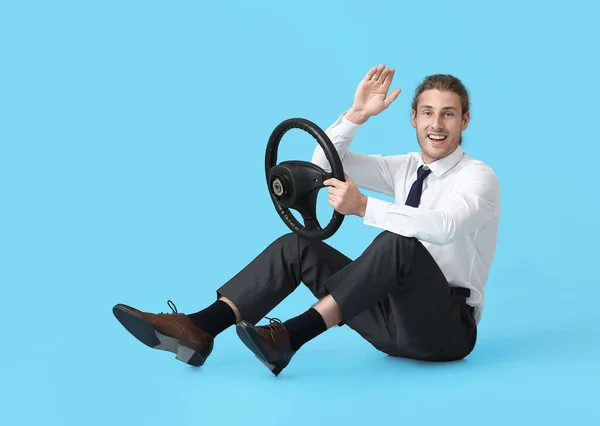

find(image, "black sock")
[187,300,237,338]
[284,308,327,351]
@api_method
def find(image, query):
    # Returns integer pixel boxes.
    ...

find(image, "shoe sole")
[235,322,283,376]
[112,305,206,367]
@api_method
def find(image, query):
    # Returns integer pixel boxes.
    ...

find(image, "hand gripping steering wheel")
[265,118,345,241]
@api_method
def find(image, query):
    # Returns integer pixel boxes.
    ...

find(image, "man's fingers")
[373,64,385,81]
[325,175,353,186]
[323,177,342,187]
[365,66,378,81]
[381,68,394,88]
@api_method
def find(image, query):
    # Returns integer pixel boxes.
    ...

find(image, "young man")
[113,64,500,376]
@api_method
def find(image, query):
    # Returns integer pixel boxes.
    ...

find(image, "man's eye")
[445,112,454,117]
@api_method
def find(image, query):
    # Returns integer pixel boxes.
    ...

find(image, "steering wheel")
[265,118,345,241]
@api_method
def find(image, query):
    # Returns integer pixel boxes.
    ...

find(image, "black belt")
[452,287,471,298]
[451,287,474,316]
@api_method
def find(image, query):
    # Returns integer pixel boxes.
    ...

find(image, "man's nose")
[431,115,443,130]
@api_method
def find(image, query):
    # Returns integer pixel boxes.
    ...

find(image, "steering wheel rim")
[265,117,345,241]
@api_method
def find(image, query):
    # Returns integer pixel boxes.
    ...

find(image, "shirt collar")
[417,145,464,178]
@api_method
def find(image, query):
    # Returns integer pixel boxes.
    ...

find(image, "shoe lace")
[159,300,178,314]
[263,317,286,341]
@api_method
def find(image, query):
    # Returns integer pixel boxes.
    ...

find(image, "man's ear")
[411,109,417,128]
[462,111,471,131]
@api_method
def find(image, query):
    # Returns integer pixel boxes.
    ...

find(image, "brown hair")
[411,74,470,116]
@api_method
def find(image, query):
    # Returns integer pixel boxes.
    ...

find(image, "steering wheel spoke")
[321,171,334,181]
[289,188,322,231]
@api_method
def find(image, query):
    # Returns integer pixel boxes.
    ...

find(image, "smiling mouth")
[428,134,447,143]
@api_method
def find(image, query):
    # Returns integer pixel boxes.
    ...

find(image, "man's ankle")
[187,299,237,338]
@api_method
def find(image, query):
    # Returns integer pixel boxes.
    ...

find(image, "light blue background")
[1,0,599,425]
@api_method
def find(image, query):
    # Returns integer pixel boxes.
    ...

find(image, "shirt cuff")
[334,112,362,138]
[363,196,391,229]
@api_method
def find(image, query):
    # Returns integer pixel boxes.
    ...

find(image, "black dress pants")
[217,231,477,361]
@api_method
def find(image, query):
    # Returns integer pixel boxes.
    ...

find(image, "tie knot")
[417,165,432,181]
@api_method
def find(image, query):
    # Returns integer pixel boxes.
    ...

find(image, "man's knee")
[274,232,324,251]
[274,232,298,245]
[269,232,299,254]
[372,231,415,247]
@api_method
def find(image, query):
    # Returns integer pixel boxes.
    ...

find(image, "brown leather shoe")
[113,300,213,366]
[236,317,295,376]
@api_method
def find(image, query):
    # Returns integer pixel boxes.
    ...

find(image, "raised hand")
[346,64,401,124]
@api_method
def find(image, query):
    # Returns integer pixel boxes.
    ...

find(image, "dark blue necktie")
[405,165,432,207]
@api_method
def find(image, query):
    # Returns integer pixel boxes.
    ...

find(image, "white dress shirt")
[311,113,501,324]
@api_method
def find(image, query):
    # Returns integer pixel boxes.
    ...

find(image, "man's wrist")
[356,194,368,218]
[345,107,369,125]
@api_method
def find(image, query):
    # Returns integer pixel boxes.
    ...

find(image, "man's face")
[411,89,470,164]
